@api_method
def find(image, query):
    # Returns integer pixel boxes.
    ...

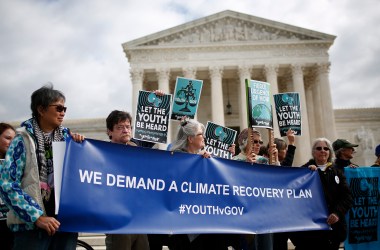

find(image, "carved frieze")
[139,17,319,47]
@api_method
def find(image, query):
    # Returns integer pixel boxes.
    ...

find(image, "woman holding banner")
[233,127,280,250]
[168,118,240,250]
[292,138,352,250]
[0,84,84,250]
[233,127,279,166]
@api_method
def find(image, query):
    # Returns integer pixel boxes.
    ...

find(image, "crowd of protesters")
[0,84,379,250]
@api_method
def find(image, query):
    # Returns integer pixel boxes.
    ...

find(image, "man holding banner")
[105,110,150,250]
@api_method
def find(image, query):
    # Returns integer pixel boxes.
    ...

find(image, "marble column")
[264,64,280,138]
[237,65,251,129]
[156,68,171,94]
[130,68,144,119]
[209,66,225,126]
[156,68,171,148]
[311,69,324,137]
[316,63,337,141]
[304,75,316,141]
[291,64,311,165]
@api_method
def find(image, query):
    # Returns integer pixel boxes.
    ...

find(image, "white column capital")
[264,64,279,77]
[237,65,252,78]
[291,64,304,77]
[316,62,331,74]
[130,68,144,84]
[183,67,197,79]
[209,65,224,79]
[156,68,171,82]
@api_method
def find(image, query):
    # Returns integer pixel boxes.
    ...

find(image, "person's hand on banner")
[35,215,60,236]
[246,153,257,163]
[199,149,211,158]
[327,213,339,225]
[70,132,85,142]
[308,165,317,171]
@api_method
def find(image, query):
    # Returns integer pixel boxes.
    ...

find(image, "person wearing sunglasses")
[232,128,279,250]
[332,139,359,173]
[233,127,279,166]
[0,83,84,250]
[292,138,353,250]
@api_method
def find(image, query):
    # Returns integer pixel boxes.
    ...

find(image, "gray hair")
[334,148,344,158]
[31,83,65,119]
[238,128,261,152]
[311,137,334,163]
[170,119,205,152]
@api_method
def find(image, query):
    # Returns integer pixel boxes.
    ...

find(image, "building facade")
[121,10,337,165]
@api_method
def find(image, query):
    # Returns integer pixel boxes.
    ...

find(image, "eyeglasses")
[49,105,67,113]
[316,146,329,151]
[253,140,264,145]
[115,125,132,131]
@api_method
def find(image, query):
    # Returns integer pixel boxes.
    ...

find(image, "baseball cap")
[375,144,380,157]
[332,139,358,151]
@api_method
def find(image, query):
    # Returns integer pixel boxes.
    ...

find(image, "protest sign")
[204,121,237,159]
[245,79,273,128]
[273,92,302,136]
[134,90,172,144]
[171,77,203,120]
[344,167,380,250]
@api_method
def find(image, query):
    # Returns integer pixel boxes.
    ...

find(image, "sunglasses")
[253,140,264,145]
[316,146,329,151]
[49,105,67,113]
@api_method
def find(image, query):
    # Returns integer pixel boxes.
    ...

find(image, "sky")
[1,0,379,122]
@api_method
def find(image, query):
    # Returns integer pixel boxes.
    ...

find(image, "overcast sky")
[1,0,379,122]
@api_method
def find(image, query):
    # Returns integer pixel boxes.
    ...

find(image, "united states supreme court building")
[12,10,380,166]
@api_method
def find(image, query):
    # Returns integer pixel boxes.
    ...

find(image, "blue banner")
[58,138,330,234]
[345,167,380,250]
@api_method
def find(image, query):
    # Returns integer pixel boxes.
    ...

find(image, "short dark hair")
[106,110,132,139]
[0,123,15,135]
[31,83,65,119]
[274,138,287,151]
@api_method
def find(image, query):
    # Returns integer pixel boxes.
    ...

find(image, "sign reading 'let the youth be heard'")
[344,167,380,250]
[57,138,330,234]
[273,92,302,136]
[204,121,237,159]
[134,91,172,144]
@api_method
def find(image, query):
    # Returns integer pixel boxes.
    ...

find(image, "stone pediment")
[123,10,335,49]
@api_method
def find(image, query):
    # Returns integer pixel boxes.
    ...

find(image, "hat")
[332,139,358,151]
[375,144,380,157]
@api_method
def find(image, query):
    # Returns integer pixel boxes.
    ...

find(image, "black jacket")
[334,158,357,172]
[293,160,353,249]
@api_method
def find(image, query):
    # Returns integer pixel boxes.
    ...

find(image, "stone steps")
[77,233,106,250]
